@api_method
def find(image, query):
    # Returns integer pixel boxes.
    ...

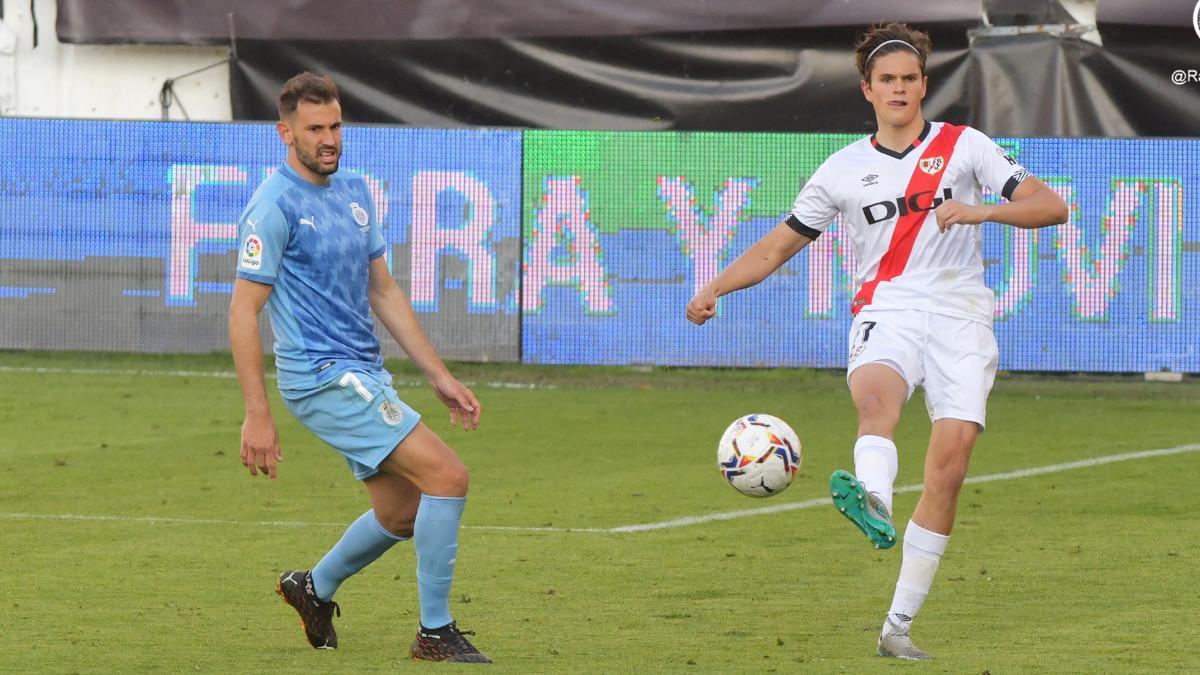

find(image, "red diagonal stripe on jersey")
[851,123,966,315]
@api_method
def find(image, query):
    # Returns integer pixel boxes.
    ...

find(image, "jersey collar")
[278,162,333,191]
[869,120,932,160]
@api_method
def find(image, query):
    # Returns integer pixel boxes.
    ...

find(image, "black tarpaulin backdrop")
[228,28,972,134]
[56,0,1200,136]
[55,0,983,42]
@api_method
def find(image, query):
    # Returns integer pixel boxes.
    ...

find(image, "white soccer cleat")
[877,614,931,661]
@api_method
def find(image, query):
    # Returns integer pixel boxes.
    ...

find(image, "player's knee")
[449,460,471,494]
[375,511,415,538]
[855,393,900,430]
[429,456,470,497]
[927,453,970,494]
[930,467,968,496]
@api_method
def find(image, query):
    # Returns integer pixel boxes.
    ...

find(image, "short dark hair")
[277,72,339,119]
[854,23,932,81]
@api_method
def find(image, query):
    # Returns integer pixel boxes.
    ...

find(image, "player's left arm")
[367,257,481,431]
[934,176,1068,232]
[934,127,1068,232]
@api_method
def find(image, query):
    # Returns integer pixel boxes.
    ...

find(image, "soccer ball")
[716,414,802,498]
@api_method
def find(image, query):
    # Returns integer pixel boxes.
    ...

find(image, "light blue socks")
[414,494,466,629]
[311,509,407,601]
[308,494,467,628]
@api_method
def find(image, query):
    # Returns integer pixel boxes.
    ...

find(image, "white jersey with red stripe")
[787,120,1029,325]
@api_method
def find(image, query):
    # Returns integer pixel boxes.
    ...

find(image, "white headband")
[866,39,921,64]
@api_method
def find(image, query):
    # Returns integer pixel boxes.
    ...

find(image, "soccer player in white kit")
[686,23,1067,660]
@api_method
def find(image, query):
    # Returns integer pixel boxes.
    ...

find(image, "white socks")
[851,437,947,635]
[853,435,898,514]
[885,520,950,632]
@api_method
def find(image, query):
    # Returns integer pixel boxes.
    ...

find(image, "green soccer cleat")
[829,469,896,549]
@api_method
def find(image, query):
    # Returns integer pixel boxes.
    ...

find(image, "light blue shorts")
[281,369,421,480]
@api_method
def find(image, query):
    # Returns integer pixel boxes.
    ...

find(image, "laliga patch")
[379,401,405,426]
[240,235,263,271]
[918,156,944,175]
[350,202,370,230]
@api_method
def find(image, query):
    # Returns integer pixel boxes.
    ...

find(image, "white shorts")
[846,309,999,428]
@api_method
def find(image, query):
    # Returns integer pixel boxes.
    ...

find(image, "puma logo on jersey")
[299,216,317,230]
[862,188,954,225]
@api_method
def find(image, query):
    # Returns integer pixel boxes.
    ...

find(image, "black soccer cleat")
[276,569,341,649]
[410,622,493,663]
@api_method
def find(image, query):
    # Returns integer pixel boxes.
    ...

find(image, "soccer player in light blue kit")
[229,72,491,663]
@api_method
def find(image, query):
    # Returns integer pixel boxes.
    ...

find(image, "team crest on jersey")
[240,235,263,271]
[918,156,945,175]
[379,401,405,426]
[350,202,370,230]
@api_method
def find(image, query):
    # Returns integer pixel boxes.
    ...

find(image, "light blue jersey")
[235,163,387,391]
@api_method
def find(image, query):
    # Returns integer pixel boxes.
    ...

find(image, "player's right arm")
[685,224,814,325]
[229,201,289,479]
[686,164,837,326]
[230,278,282,480]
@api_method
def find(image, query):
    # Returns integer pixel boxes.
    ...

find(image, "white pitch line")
[0,365,554,390]
[1,443,1197,535]
[464,524,606,533]
[608,442,1200,533]
[0,365,241,379]
[0,511,606,533]
[0,513,345,528]
[0,511,600,533]
[957,443,1200,484]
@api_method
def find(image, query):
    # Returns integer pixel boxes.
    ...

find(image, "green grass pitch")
[1,351,1198,673]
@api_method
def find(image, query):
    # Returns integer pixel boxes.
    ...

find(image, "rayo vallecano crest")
[919,156,945,175]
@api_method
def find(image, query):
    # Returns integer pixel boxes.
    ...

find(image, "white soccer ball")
[716,413,802,498]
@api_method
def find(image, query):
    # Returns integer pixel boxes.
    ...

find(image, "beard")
[296,143,340,176]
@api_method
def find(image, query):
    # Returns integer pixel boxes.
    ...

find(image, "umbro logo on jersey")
[994,145,1019,165]
[299,216,317,230]
[861,174,879,187]
[918,156,944,175]
[862,188,954,225]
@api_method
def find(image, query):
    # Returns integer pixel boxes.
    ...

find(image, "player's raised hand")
[240,413,283,479]
[933,199,989,232]
[686,289,718,325]
[431,374,482,431]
